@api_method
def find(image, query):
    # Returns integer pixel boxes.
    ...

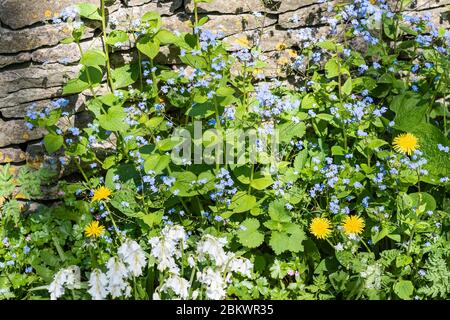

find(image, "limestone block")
[0,64,81,99]
[0,147,26,163]
[0,24,94,54]
[185,0,317,14]
[0,119,46,147]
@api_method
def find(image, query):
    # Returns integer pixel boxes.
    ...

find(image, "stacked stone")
[0,0,449,172]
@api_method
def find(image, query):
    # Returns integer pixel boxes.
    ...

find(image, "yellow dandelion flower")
[91,186,112,202]
[342,215,365,235]
[287,49,297,58]
[393,133,419,155]
[44,10,52,18]
[277,57,289,65]
[310,217,332,240]
[85,221,105,238]
[276,42,287,51]
[234,36,250,48]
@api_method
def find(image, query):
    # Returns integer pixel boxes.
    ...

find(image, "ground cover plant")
[1,0,449,300]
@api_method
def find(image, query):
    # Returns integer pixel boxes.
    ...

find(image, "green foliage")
[13,0,450,301]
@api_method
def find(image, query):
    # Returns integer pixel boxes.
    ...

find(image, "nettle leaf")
[236,218,264,248]
[43,134,63,154]
[98,105,129,132]
[391,93,428,131]
[80,49,106,67]
[137,36,160,59]
[268,199,291,223]
[410,123,450,183]
[112,64,139,89]
[394,280,414,300]
[76,3,102,21]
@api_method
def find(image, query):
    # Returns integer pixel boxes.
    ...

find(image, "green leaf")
[141,11,161,30]
[394,280,414,300]
[63,79,89,95]
[408,192,436,212]
[278,122,306,143]
[156,137,184,151]
[76,3,102,21]
[143,154,171,174]
[98,106,129,132]
[285,224,306,253]
[107,30,129,46]
[396,255,413,268]
[216,86,235,96]
[269,232,290,255]
[137,36,160,59]
[294,149,308,170]
[112,64,139,89]
[409,123,450,183]
[229,192,257,213]
[250,175,274,190]
[141,211,164,228]
[170,171,198,197]
[342,77,352,95]
[391,93,428,131]
[325,58,340,78]
[268,200,291,223]
[80,49,106,66]
[236,218,264,248]
[156,29,179,44]
[43,134,63,154]
[301,94,318,109]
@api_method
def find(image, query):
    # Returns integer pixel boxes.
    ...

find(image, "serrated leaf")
[268,200,291,223]
[269,232,290,255]
[236,218,264,248]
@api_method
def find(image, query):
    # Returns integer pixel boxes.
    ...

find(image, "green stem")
[100,0,114,92]
[150,59,159,103]
[76,43,97,98]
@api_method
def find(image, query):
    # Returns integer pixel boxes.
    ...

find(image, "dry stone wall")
[0,0,449,173]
